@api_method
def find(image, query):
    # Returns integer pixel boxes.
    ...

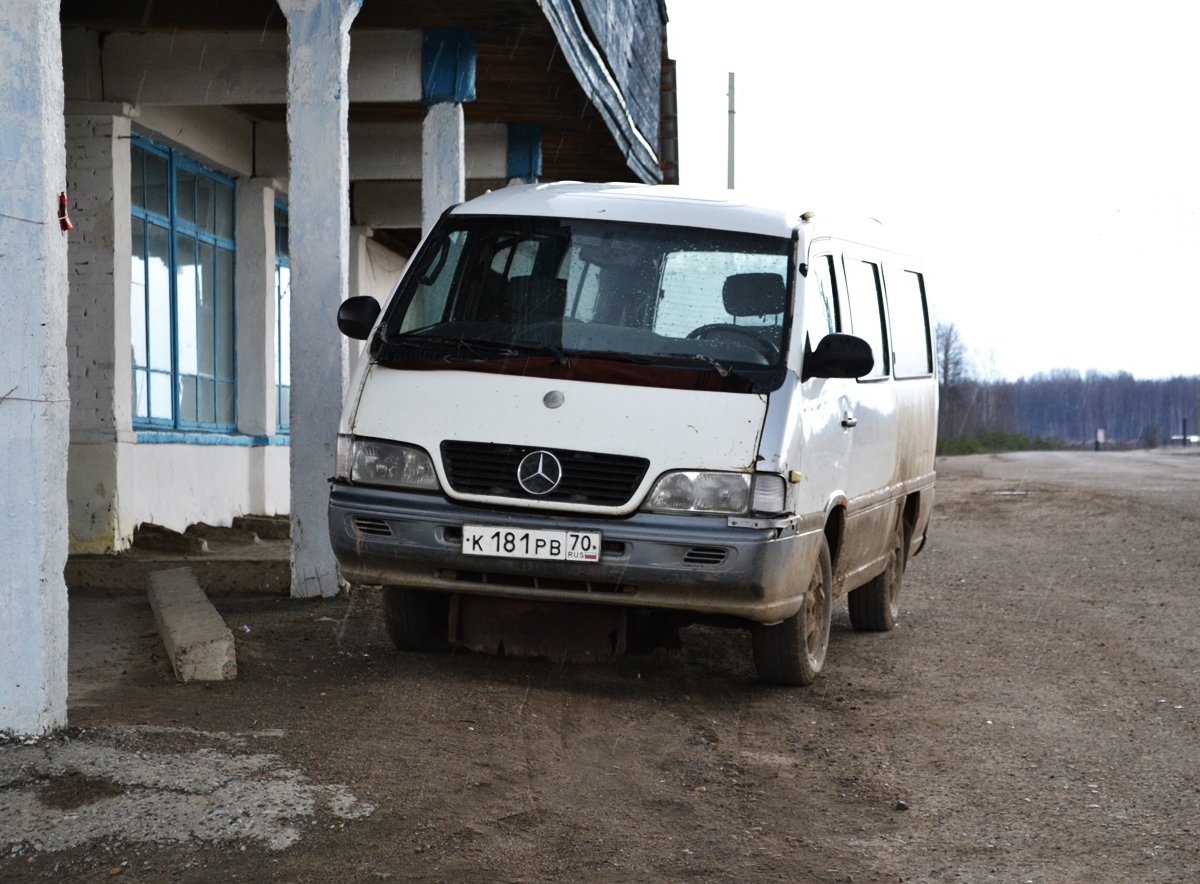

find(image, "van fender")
[819,492,849,578]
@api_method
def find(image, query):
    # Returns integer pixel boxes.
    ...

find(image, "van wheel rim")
[804,568,828,667]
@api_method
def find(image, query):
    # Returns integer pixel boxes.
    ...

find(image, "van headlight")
[643,471,786,516]
[336,435,440,491]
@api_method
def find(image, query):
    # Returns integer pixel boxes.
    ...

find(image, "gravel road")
[3,449,1199,882]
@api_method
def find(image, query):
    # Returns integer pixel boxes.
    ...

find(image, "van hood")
[348,366,769,515]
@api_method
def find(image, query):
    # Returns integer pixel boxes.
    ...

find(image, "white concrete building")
[1,0,674,734]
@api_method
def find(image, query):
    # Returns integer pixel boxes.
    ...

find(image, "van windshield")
[376,216,793,391]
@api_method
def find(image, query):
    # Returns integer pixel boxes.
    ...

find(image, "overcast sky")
[666,1,1200,381]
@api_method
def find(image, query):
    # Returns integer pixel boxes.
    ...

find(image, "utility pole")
[727,72,735,190]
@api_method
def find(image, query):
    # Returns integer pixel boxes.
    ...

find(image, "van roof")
[450,182,800,239]
[449,183,911,254]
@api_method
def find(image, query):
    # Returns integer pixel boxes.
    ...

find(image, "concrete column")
[278,0,361,598]
[63,107,134,554]
[422,103,466,234]
[421,29,475,234]
[506,123,542,186]
[234,178,278,438]
[0,0,69,735]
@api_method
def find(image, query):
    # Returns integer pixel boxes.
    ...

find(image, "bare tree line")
[935,323,1200,446]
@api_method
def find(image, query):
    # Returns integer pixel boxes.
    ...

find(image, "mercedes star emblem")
[517,450,563,495]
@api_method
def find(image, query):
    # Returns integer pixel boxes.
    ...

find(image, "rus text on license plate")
[461,526,601,563]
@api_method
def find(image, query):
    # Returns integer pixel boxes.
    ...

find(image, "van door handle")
[841,414,858,429]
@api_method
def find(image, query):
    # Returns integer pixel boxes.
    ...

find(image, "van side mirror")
[337,296,382,340]
[802,333,875,381]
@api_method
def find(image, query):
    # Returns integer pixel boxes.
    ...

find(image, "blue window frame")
[130,137,236,430]
[274,202,290,432]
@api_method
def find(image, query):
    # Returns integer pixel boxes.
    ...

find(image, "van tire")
[382,586,451,652]
[752,537,833,686]
[848,523,904,632]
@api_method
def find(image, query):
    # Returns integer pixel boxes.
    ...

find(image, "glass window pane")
[656,251,787,339]
[278,384,290,431]
[131,218,147,369]
[216,247,234,381]
[843,259,889,379]
[274,206,289,259]
[147,224,172,372]
[144,151,168,217]
[804,254,838,352]
[176,235,198,375]
[198,378,216,425]
[175,167,196,226]
[217,382,234,426]
[886,268,932,378]
[198,242,215,376]
[196,175,215,234]
[133,369,148,419]
[178,375,197,424]
[130,146,145,209]
[215,184,234,240]
[277,264,291,382]
[149,371,172,421]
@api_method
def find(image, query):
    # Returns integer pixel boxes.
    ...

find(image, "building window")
[130,137,236,430]
[274,203,290,432]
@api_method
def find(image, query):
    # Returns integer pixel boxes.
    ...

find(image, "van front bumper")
[328,483,821,623]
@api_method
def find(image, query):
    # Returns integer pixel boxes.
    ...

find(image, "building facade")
[1,0,674,734]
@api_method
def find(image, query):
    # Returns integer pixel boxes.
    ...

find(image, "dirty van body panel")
[329,483,824,623]
[329,184,938,683]
[349,368,770,515]
[836,377,901,592]
[892,375,938,557]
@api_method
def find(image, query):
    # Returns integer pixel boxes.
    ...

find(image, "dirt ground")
[3,450,1199,882]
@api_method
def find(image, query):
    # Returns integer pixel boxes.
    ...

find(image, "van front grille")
[440,441,649,506]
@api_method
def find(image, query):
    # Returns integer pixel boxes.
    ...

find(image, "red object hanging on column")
[58,191,73,232]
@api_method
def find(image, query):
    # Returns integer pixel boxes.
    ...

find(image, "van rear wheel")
[848,523,904,632]
[752,537,833,686]
[381,586,451,652]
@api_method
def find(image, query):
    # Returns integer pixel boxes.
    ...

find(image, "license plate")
[462,526,601,563]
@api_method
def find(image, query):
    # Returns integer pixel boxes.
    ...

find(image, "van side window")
[886,267,932,378]
[843,258,889,380]
[805,255,839,351]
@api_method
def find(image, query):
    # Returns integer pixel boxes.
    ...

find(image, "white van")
[330,183,937,685]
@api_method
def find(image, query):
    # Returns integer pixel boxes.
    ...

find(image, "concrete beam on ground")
[0,0,70,736]
[279,0,362,599]
[147,568,237,682]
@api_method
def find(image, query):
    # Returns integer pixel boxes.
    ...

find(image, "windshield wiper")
[393,335,572,365]
[388,335,520,361]
[501,339,570,365]
[572,350,731,377]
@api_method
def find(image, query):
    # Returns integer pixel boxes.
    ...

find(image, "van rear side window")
[886,267,933,378]
[843,258,890,380]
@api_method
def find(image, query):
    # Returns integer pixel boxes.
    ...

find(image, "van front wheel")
[848,523,904,632]
[382,586,451,652]
[752,538,833,686]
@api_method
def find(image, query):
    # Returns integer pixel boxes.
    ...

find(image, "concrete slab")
[146,568,237,682]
